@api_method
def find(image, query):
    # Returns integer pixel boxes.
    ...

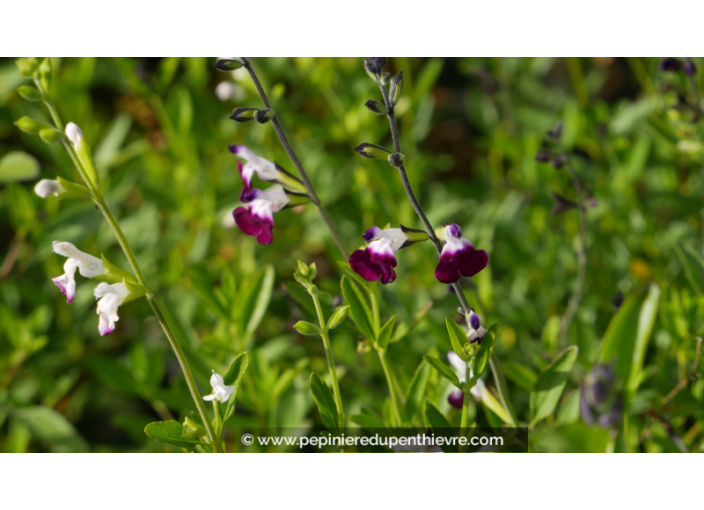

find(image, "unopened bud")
[215,58,247,71]
[535,150,550,162]
[296,260,309,277]
[354,142,391,160]
[369,57,387,71]
[16,57,39,77]
[308,262,317,280]
[230,107,259,122]
[548,121,563,139]
[388,152,405,168]
[380,72,390,86]
[390,72,404,106]
[34,179,64,198]
[65,122,84,145]
[254,108,276,124]
[15,116,51,135]
[39,128,60,143]
[659,58,682,72]
[364,99,387,116]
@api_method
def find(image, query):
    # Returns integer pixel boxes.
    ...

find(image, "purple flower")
[580,365,622,428]
[233,185,291,245]
[349,227,407,285]
[434,224,489,284]
[446,351,486,409]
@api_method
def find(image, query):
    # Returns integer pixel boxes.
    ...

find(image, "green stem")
[42,94,221,452]
[368,286,381,333]
[242,58,349,260]
[378,349,403,426]
[310,287,345,429]
[460,361,475,429]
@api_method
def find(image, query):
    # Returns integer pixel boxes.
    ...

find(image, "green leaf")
[391,301,433,343]
[424,356,461,389]
[534,423,611,453]
[341,275,375,340]
[350,413,386,428]
[530,346,578,427]
[473,323,497,378]
[375,315,396,351]
[676,244,704,296]
[17,85,42,101]
[223,352,249,422]
[327,305,350,330]
[424,400,457,453]
[337,261,374,292]
[0,151,40,183]
[293,320,320,336]
[234,265,275,344]
[403,361,431,425]
[598,284,660,396]
[446,318,469,362]
[309,373,338,433]
[15,406,88,453]
[144,420,205,450]
[188,267,229,322]
[502,361,538,391]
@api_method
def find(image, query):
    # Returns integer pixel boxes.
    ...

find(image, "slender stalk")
[42,96,220,452]
[374,67,517,424]
[377,349,403,426]
[241,58,349,260]
[556,138,588,348]
[310,288,345,429]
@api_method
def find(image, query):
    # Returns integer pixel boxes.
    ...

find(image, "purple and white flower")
[447,351,486,409]
[434,224,489,284]
[349,227,408,285]
[94,282,129,336]
[34,179,65,198]
[203,370,235,403]
[229,145,306,197]
[233,185,290,245]
[466,311,486,344]
[51,241,105,304]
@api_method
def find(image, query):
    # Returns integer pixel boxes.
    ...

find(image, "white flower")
[203,371,235,403]
[52,241,105,304]
[448,351,486,401]
[34,179,65,198]
[94,282,129,336]
[215,81,236,101]
[65,122,83,146]
[229,145,279,188]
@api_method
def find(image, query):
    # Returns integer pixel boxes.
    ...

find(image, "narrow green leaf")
[310,373,338,433]
[15,406,88,453]
[188,267,229,322]
[424,356,461,389]
[403,361,431,425]
[144,420,205,450]
[473,324,497,378]
[502,360,538,391]
[391,301,433,343]
[341,275,375,340]
[446,318,469,362]
[376,315,396,351]
[676,244,704,296]
[530,346,578,427]
[424,400,457,453]
[598,285,660,396]
[0,151,40,183]
[223,352,249,422]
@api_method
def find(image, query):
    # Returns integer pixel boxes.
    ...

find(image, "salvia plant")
[1,57,703,453]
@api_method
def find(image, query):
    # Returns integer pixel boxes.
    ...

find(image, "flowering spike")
[434,224,489,284]
[354,142,391,160]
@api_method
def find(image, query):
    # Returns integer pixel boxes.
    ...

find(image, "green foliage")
[2,57,704,452]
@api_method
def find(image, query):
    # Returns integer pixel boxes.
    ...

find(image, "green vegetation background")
[0,57,702,452]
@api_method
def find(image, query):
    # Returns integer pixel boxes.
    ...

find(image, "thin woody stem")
[556,138,588,348]
[242,58,349,260]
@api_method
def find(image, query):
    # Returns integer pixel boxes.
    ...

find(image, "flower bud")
[39,128,61,143]
[390,72,404,106]
[17,85,42,102]
[65,122,83,145]
[296,260,309,276]
[327,305,350,330]
[15,57,39,77]
[535,150,550,162]
[254,108,276,124]
[364,99,387,116]
[65,122,99,186]
[659,58,682,72]
[230,107,259,122]
[38,58,52,93]
[215,58,247,71]
[34,179,65,198]
[354,142,391,160]
[14,116,52,135]
[380,73,390,86]
[308,262,317,280]
[369,57,387,71]
[550,191,577,215]
[388,153,405,168]
[548,121,563,139]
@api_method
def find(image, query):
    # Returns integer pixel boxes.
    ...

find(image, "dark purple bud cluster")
[659,58,701,123]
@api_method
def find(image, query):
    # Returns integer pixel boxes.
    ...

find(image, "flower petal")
[349,249,382,282]
[448,389,464,409]
[233,207,274,245]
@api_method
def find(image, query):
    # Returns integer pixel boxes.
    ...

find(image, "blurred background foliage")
[1,57,703,452]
